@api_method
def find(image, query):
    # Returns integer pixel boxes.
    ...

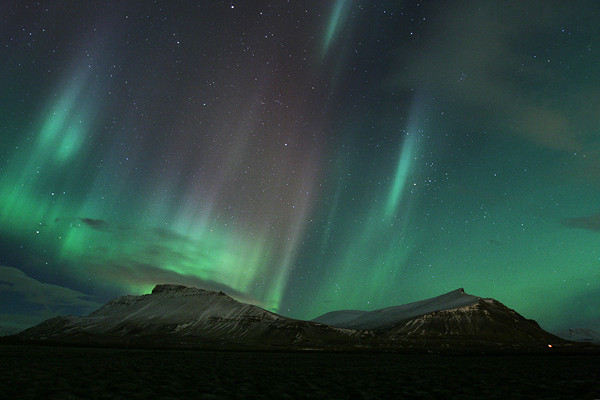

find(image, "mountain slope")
[385,298,558,343]
[312,288,479,330]
[14,285,578,352]
[17,284,364,349]
[312,288,564,348]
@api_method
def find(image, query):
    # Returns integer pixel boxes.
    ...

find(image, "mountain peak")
[150,284,234,300]
[151,284,190,294]
[312,288,479,330]
[450,288,470,296]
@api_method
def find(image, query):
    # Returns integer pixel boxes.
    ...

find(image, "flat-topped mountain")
[16,284,365,349]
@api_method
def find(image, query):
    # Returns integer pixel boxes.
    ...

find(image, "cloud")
[393,1,598,153]
[153,227,189,241]
[41,217,279,310]
[78,260,271,309]
[79,217,109,231]
[550,285,600,332]
[0,266,101,309]
[562,213,600,232]
[0,266,102,333]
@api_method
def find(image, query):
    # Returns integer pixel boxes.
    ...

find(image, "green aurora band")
[1,1,600,334]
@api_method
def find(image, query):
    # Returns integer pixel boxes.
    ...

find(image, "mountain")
[312,288,564,350]
[555,328,600,344]
[312,288,479,330]
[12,285,585,353]
[15,284,365,349]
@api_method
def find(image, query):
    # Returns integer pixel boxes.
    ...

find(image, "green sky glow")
[1,1,600,334]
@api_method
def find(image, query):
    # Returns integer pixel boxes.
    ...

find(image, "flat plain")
[1,344,599,399]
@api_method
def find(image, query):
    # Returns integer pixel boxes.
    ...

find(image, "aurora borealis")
[1,1,600,334]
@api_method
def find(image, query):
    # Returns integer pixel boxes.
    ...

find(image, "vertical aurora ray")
[0,63,291,310]
[37,73,89,156]
[304,117,424,318]
[3,1,600,334]
[385,132,418,217]
[316,147,350,262]
[0,67,97,235]
[258,153,321,310]
[320,0,351,61]
[0,50,325,312]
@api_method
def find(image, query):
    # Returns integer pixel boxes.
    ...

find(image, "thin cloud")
[393,1,598,153]
[562,213,600,232]
[79,217,109,231]
[0,266,101,308]
[0,266,102,333]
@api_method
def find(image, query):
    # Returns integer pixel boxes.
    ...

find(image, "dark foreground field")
[1,345,599,399]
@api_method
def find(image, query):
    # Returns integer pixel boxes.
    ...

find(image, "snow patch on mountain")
[17,284,368,348]
[15,284,572,351]
[312,288,479,330]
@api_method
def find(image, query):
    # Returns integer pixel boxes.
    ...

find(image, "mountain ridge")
[10,284,595,353]
[15,283,367,350]
[311,288,479,330]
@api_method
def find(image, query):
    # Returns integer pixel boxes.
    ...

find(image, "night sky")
[1,1,600,335]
